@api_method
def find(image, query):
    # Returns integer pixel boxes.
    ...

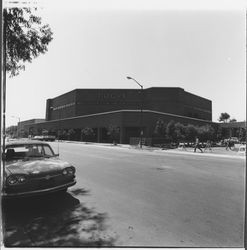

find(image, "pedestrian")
[194,137,203,153]
[204,140,212,152]
[226,137,234,150]
[225,139,229,150]
[226,138,233,150]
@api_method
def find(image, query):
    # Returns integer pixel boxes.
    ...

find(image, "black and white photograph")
[1,0,246,248]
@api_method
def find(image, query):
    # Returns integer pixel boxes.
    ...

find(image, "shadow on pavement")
[2,190,117,247]
[69,187,90,196]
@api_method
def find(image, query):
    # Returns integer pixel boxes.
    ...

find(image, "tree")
[4,7,53,76]
[184,124,198,141]
[107,125,120,145]
[230,118,237,123]
[198,124,215,141]
[153,118,166,137]
[68,128,76,141]
[166,120,176,141]
[218,112,230,123]
[6,125,17,138]
[239,128,246,142]
[42,129,48,135]
[81,127,95,142]
[48,128,56,136]
[215,124,223,141]
[174,122,186,142]
[62,130,68,140]
[57,129,63,140]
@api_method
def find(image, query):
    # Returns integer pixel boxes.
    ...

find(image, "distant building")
[18,119,45,137]
[22,87,214,144]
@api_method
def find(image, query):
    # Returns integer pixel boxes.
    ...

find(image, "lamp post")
[126,76,144,149]
[11,116,20,138]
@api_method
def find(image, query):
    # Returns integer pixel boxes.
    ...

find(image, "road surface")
[2,142,245,247]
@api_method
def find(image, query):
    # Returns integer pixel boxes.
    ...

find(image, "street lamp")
[126,76,144,149]
[11,116,21,138]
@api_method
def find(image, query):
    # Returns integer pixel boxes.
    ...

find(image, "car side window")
[27,145,41,157]
[43,145,54,157]
[38,145,45,155]
[6,148,15,161]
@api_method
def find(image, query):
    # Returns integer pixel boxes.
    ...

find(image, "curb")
[54,140,245,160]
[154,148,246,159]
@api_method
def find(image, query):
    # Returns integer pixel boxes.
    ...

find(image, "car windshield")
[5,144,55,161]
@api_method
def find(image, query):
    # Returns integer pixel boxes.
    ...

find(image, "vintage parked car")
[2,140,76,198]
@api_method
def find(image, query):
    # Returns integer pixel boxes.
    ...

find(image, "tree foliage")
[198,124,215,141]
[107,125,120,144]
[239,128,246,142]
[218,112,230,123]
[153,119,217,142]
[42,129,48,135]
[174,122,186,141]
[184,124,198,141]
[68,128,76,140]
[4,7,53,76]
[6,125,17,137]
[153,118,166,137]
[166,120,176,141]
[81,127,94,137]
[215,125,223,141]
[81,127,95,141]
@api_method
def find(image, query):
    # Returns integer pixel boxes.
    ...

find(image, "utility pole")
[2,6,6,156]
[126,76,144,149]
[0,1,2,110]
[0,0,3,196]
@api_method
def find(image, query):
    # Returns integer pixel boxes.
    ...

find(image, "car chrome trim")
[2,180,76,198]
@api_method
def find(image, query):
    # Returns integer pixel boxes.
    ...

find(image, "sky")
[5,0,246,127]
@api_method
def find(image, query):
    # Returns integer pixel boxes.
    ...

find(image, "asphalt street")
[2,142,245,247]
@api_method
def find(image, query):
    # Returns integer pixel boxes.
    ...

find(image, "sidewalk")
[157,146,246,159]
[60,140,246,159]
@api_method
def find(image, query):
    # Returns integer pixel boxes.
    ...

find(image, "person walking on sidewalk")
[226,138,233,150]
[194,137,203,153]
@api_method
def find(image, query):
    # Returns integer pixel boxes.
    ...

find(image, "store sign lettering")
[98,93,126,100]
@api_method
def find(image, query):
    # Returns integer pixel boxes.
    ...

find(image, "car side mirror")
[54,153,59,157]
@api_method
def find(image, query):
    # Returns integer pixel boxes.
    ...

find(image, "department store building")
[22,87,214,144]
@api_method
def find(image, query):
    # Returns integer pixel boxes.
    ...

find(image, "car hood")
[5,158,71,175]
